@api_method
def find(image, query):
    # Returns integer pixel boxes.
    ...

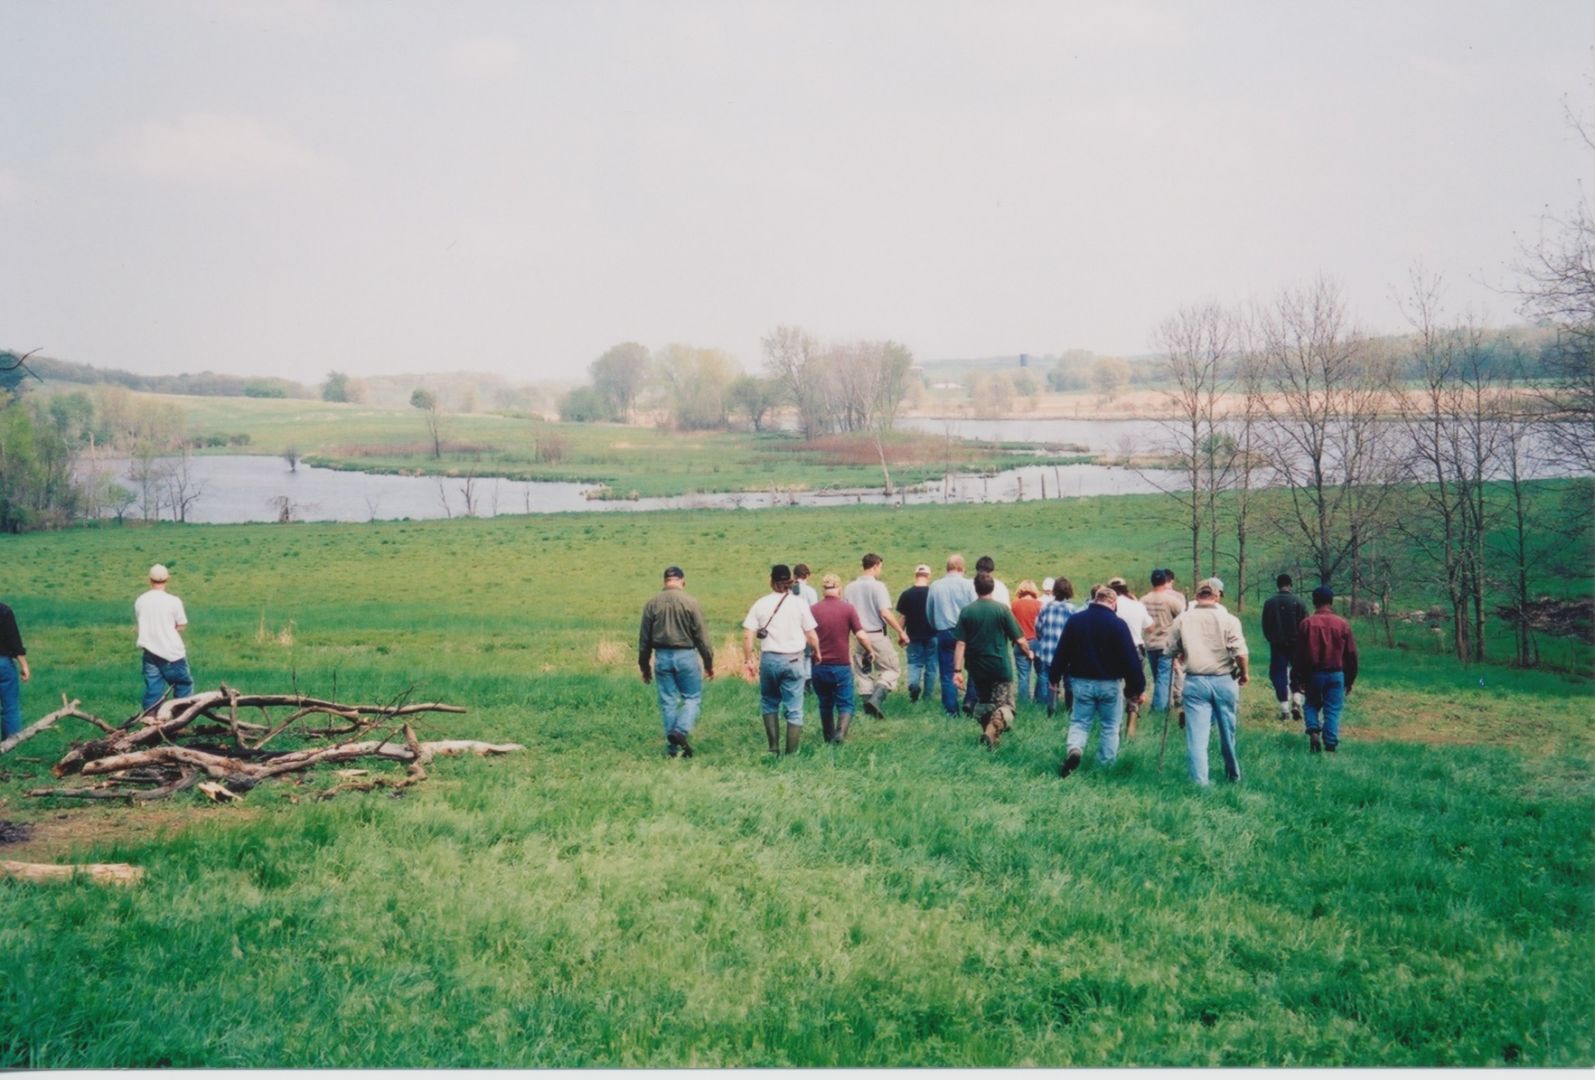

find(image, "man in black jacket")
[1261,574,1308,723]
[1049,584,1146,779]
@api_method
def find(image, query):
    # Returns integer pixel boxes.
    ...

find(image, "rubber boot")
[836,712,853,743]
[820,713,836,744]
[1125,702,1139,739]
[762,713,781,755]
[863,685,885,718]
[785,723,802,756]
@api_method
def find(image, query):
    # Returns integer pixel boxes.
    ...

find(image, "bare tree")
[763,325,829,438]
[1514,94,1595,475]
[1254,277,1400,594]
[1492,359,1545,667]
[1149,303,1239,588]
[164,446,204,524]
[410,388,444,459]
[1391,268,1502,660]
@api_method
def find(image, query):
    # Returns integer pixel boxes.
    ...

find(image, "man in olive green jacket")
[639,565,715,758]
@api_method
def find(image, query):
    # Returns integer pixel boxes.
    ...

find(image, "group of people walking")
[638,556,1361,787]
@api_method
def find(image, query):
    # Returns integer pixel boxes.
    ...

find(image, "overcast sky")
[2,0,1591,384]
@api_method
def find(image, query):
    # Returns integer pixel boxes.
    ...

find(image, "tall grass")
[0,495,1590,1066]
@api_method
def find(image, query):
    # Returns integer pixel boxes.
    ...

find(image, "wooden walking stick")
[1157,705,1171,774]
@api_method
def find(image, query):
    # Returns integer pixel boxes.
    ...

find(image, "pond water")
[86,455,1166,525]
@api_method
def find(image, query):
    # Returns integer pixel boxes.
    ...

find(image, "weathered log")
[1,860,144,886]
[1,696,115,755]
[27,770,200,802]
[73,740,522,787]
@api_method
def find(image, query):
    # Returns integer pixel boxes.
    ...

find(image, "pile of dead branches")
[11,688,522,803]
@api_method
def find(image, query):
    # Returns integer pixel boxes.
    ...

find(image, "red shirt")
[1292,608,1359,692]
[1011,596,1041,639]
[810,597,863,666]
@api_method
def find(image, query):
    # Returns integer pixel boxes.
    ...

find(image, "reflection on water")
[83,455,1166,525]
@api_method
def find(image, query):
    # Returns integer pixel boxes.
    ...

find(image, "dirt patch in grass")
[0,805,257,865]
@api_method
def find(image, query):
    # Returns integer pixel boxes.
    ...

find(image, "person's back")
[897,583,933,643]
[1295,607,1359,689]
[844,575,891,633]
[1054,602,1144,693]
[1169,604,1246,675]
[1142,588,1186,651]
[1261,589,1308,649]
[811,595,862,666]
[135,588,188,662]
[927,571,975,631]
[955,597,1021,683]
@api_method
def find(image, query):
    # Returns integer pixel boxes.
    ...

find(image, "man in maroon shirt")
[810,573,877,744]
[1291,585,1360,753]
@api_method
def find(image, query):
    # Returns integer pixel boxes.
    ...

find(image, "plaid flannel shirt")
[1034,601,1079,669]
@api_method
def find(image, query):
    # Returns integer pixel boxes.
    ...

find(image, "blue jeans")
[0,657,20,740]
[652,649,703,749]
[812,663,855,723]
[905,639,937,700]
[935,628,960,715]
[1013,640,1038,702]
[1183,674,1241,785]
[1067,677,1123,766]
[141,650,194,710]
[1268,647,1293,705]
[1147,648,1174,712]
[1304,670,1346,749]
[759,651,806,724]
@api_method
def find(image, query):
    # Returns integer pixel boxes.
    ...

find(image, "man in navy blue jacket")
[1048,583,1147,779]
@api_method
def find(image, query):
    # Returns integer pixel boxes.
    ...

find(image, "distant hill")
[12,351,313,399]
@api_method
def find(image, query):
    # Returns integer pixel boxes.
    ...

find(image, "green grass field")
[1,494,1591,1066]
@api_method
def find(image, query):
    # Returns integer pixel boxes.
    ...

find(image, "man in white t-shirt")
[135,563,193,711]
[1108,577,1154,738]
[743,563,820,756]
[844,552,910,719]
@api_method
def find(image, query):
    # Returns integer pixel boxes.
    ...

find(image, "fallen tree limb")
[0,696,115,755]
[34,688,502,802]
[1,860,144,886]
[53,688,471,777]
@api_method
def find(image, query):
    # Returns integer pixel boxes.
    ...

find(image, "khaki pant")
[852,630,901,696]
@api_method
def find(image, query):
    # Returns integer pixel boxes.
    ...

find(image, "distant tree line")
[25,354,312,400]
[558,330,918,437]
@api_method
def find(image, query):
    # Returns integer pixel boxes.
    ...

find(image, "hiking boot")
[763,713,781,755]
[1309,731,1323,753]
[1059,748,1083,779]
[785,723,802,756]
[863,686,887,719]
[667,730,694,758]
